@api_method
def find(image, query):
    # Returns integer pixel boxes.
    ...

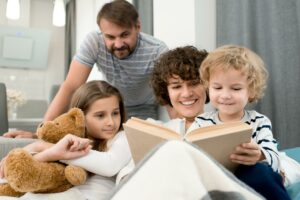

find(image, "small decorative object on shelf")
[6,89,26,120]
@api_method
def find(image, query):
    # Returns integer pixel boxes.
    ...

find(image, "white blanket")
[108,140,264,200]
[0,188,85,200]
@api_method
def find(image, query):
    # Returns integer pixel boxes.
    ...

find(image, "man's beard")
[112,45,131,59]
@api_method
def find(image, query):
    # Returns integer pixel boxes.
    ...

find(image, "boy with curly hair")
[197,44,290,200]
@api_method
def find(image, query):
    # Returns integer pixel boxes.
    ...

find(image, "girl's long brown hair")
[70,80,126,151]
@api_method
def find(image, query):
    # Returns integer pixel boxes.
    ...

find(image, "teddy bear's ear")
[68,108,85,128]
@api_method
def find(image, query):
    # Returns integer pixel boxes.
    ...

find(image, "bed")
[0,138,299,199]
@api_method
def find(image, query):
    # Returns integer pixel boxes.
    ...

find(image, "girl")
[197,45,290,200]
[1,80,132,200]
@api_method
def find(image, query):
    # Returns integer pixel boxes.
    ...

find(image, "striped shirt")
[74,31,168,110]
[193,110,280,172]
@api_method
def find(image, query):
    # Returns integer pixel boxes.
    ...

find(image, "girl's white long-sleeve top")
[60,131,132,200]
[61,130,132,177]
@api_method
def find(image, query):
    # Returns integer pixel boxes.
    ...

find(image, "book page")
[186,122,249,140]
[127,118,181,139]
[124,117,182,164]
[186,122,252,171]
[124,124,171,163]
[192,130,251,171]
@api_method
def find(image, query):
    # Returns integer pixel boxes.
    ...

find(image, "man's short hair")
[97,0,139,28]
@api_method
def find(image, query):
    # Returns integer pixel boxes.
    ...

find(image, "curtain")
[216,0,300,149]
[132,0,153,35]
[0,83,8,134]
[64,0,76,76]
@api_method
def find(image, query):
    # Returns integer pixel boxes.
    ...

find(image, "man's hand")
[2,130,36,138]
[230,140,265,165]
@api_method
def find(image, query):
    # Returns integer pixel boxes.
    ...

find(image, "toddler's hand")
[230,140,264,165]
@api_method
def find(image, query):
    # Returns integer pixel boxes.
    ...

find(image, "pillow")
[283,147,300,163]
[286,181,300,200]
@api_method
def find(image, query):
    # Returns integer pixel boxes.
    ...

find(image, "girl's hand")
[230,140,265,165]
[58,134,92,154]
[0,156,7,178]
[34,134,92,162]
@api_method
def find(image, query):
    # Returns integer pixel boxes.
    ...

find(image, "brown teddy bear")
[0,108,88,197]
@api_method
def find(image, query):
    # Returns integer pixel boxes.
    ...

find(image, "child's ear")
[248,90,256,103]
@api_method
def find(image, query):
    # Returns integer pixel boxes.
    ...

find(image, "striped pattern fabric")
[194,110,280,172]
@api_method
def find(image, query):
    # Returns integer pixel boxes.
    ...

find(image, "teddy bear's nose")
[39,123,44,128]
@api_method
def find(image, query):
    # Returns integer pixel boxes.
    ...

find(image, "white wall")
[153,0,216,51]
[0,0,65,102]
[153,0,196,49]
[76,0,111,81]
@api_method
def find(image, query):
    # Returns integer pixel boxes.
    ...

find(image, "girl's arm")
[33,134,91,162]
[60,131,132,177]
[23,140,54,153]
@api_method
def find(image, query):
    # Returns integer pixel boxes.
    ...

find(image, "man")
[4,0,168,138]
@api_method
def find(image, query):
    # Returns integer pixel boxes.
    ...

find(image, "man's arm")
[43,60,92,121]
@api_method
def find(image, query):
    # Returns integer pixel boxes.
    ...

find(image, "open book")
[124,117,252,171]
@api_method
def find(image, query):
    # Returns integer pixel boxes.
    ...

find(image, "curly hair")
[200,45,268,103]
[150,46,208,106]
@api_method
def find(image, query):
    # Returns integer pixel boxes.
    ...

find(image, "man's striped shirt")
[74,31,168,118]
